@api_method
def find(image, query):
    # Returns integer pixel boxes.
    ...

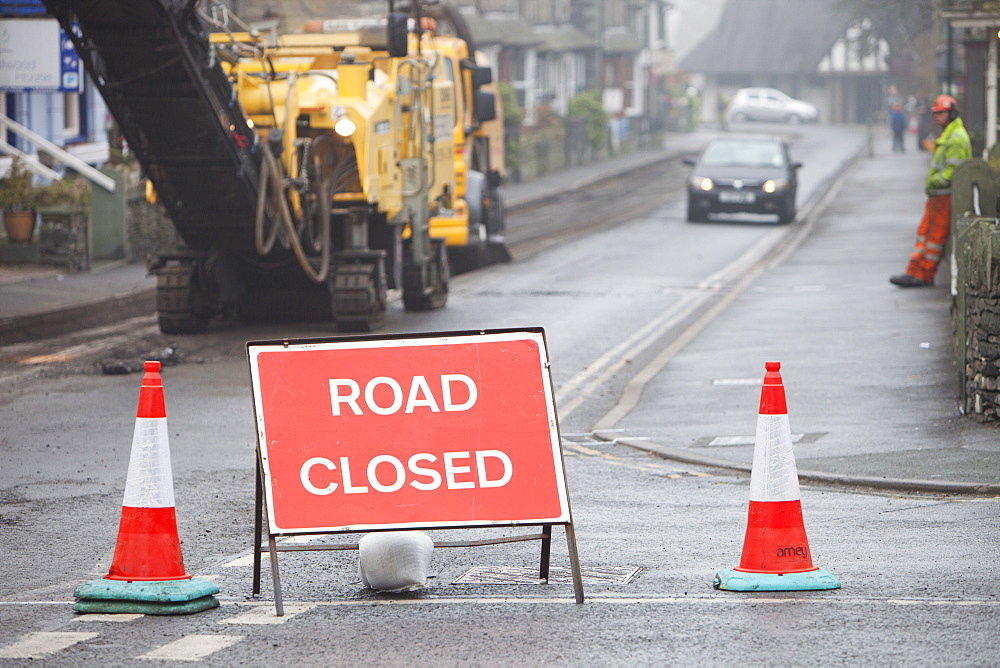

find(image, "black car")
[683,136,801,224]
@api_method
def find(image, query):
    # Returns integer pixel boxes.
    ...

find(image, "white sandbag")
[358,531,434,593]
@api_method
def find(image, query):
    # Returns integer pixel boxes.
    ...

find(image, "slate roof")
[940,0,1000,26]
[533,25,595,53]
[604,27,645,54]
[680,0,854,74]
[461,11,543,48]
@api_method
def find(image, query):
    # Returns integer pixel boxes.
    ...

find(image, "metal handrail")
[0,113,116,192]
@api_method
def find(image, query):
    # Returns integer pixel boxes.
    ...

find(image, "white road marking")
[221,554,255,568]
[74,613,144,622]
[708,434,804,446]
[288,596,1000,607]
[712,378,762,386]
[592,166,849,432]
[697,225,789,292]
[220,536,316,569]
[556,292,703,418]
[593,275,757,431]
[562,442,707,476]
[218,603,317,624]
[136,634,244,661]
[0,632,99,659]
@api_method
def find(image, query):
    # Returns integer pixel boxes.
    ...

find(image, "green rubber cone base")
[73,596,219,615]
[73,577,220,615]
[713,567,841,591]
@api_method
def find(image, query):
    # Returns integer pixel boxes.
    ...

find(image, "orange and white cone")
[713,362,840,591]
[73,361,219,614]
[105,360,189,581]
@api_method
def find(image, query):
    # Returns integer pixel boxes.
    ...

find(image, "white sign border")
[248,329,571,534]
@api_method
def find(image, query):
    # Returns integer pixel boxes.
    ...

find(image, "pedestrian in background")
[890,95,972,288]
[885,85,900,114]
[890,104,907,153]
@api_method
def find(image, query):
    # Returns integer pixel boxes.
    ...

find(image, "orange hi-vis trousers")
[905,194,951,283]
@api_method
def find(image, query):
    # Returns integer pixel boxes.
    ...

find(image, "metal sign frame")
[247,327,584,614]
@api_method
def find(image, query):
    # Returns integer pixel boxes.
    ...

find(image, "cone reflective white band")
[122,417,176,508]
[748,413,801,502]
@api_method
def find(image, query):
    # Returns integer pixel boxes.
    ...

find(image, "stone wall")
[954,215,1000,421]
[506,116,658,183]
[952,159,1000,421]
[120,164,179,264]
[964,282,1000,418]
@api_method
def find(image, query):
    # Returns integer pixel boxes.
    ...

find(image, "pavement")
[2,126,998,496]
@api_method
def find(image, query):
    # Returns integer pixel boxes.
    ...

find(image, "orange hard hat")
[931,94,957,112]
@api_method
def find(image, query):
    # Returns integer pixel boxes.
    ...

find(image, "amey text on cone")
[713,361,840,591]
[73,361,220,614]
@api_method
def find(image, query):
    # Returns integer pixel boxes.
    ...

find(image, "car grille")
[713,178,766,190]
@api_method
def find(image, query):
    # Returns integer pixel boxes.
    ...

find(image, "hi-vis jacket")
[925,117,972,196]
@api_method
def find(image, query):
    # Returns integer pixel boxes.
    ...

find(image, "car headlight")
[763,178,789,193]
[690,176,714,191]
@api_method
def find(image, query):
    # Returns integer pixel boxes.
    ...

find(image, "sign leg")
[539,524,552,580]
[564,522,585,603]
[267,533,284,616]
[252,455,264,596]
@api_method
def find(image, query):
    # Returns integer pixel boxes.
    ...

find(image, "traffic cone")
[713,362,840,591]
[73,361,220,614]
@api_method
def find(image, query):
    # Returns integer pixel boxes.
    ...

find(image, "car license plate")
[719,191,756,203]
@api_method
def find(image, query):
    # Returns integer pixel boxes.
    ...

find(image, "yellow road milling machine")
[41,0,508,333]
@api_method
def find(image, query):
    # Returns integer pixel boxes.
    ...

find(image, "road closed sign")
[247,329,570,533]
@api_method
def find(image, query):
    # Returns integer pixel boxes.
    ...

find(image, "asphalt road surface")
[1,124,997,665]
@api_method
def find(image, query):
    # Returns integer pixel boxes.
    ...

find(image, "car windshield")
[699,140,786,168]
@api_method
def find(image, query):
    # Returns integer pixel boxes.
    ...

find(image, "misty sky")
[671,0,726,60]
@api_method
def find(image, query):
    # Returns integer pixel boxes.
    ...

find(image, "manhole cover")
[452,565,640,586]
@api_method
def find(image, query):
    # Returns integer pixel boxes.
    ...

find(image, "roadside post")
[246,328,584,614]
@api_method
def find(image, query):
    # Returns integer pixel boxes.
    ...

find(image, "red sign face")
[247,330,570,533]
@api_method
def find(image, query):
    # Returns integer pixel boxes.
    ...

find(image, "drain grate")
[452,565,640,586]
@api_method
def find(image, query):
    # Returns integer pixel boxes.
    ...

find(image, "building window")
[63,92,80,140]
[520,0,552,23]
[479,0,517,13]
[604,0,626,27]
[554,0,571,24]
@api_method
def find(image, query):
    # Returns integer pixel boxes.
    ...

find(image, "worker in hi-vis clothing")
[890,94,972,288]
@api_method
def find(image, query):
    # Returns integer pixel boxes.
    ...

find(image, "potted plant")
[0,156,38,244]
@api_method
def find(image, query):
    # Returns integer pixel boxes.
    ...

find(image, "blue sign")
[0,17,82,93]
[59,24,81,93]
[0,1,48,16]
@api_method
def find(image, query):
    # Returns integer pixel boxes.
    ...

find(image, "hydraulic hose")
[254,146,331,284]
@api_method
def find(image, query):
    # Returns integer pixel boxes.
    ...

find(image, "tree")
[838,0,937,93]
[568,90,607,152]
[840,0,935,66]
